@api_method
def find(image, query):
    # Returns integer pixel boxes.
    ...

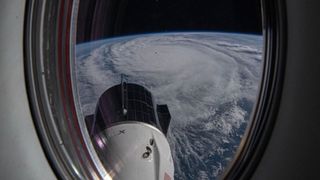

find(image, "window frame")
[24,0,287,179]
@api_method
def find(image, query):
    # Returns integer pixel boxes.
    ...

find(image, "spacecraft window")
[25,0,285,179]
[74,0,264,179]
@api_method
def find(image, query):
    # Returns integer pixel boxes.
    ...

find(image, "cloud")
[75,32,262,179]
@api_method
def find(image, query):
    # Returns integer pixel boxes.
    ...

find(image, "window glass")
[74,0,263,179]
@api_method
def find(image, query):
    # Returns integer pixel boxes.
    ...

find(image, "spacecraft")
[85,76,174,180]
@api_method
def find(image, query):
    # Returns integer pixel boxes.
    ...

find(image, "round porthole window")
[25,0,286,179]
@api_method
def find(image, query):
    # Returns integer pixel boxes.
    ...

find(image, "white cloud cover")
[75,32,262,179]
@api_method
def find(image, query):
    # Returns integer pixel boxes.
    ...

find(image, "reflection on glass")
[74,0,263,179]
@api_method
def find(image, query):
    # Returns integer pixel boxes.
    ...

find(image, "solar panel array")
[125,84,157,126]
[85,83,163,136]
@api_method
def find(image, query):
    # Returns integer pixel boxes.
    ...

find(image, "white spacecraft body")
[95,122,174,180]
[85,79,174,180]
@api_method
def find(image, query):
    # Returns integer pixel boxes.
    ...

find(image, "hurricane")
[75,32,263,179]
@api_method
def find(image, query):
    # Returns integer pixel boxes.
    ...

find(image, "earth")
[75,32,263,180]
